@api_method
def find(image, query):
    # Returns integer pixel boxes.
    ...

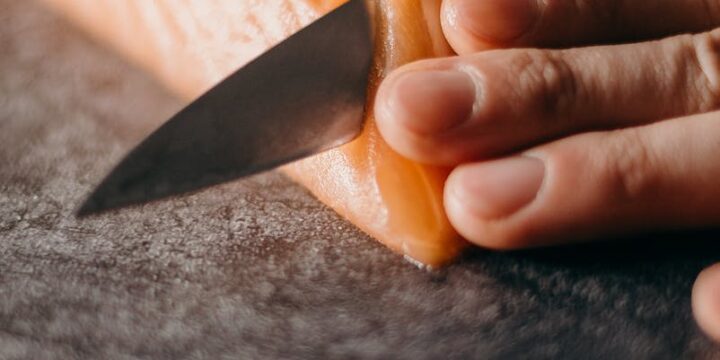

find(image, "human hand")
[374,0,720,341]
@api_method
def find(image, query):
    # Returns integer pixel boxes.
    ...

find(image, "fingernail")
[387,70,476,134]
[452,156,545,218]
[452,0,538,43]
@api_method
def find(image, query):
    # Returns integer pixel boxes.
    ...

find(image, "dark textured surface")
[2,1,720,359]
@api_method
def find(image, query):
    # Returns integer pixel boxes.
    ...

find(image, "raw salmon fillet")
[41,0,468,266]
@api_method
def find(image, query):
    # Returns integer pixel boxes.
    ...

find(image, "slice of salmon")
[41,0,468,266]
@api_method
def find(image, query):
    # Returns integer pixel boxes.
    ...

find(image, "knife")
[78,0,374,216]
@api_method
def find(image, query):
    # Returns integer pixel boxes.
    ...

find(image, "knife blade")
[78,0,374,216]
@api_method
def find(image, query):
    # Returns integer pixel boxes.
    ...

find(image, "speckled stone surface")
[2,1,720,359]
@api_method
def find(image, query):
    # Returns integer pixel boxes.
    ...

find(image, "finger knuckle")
[690,30,720,111]
[510,49,580,120]
[600,129,661,202]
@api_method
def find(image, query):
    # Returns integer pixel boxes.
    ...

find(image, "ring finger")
[441,0,720,53]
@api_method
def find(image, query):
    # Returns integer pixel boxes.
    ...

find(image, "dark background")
[1,1,720,358]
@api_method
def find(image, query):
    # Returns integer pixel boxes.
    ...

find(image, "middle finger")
[375,29,720,165]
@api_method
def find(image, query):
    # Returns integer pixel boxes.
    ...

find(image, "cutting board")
[1,1,718,358]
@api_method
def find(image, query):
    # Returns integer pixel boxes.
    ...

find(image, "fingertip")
[389,70,476,135]
[441,0,539,53]
[444,176,523,251]
[444,168,496,247]
[444,158,545,250]
[693,263,720,342]
[374,67,476,164]
[441,0,487,54]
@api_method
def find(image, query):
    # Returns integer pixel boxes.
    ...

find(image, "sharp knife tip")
[75,204,97,218]
[75,192,111,218]
[75,181,138,218]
